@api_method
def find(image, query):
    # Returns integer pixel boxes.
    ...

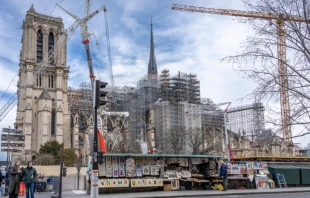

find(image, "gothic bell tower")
[14,5,71,157]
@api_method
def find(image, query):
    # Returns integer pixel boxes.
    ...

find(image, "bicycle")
[35,173,46,193]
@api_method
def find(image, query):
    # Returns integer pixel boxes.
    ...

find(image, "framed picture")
[143,166,150,175]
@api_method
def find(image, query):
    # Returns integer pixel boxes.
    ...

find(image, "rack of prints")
[99,179,130,188]
[126,158,136,177]
[227,162,267,174]
[106,156,112,177]
[99,157,106,176]
[130,178,163,187]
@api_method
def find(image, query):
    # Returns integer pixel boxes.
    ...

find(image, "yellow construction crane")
[172,4,309,142]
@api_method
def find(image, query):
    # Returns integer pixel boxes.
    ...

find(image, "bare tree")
[166,126,186,154]
[224,0,310,139]
[187,128,205,154]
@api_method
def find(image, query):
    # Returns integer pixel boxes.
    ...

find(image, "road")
[184,192,310,198]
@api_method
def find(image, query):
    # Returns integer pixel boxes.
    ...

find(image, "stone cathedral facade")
[14,5,71,160]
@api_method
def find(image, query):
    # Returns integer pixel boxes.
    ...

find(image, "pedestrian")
[8,160,22,198]
[4,165,12,196]
[87,161,92,194]
[22,161,37,198]
[0,177,4,196]
[219,160,228,191]
[0,164,3,196]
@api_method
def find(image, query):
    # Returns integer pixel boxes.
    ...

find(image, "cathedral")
[13,5,71,161]
[12,5,255,163]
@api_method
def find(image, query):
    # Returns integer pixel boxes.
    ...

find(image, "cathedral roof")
[148,15,158,78]
[38,89,52,100]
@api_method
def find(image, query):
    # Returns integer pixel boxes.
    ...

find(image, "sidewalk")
[20,187,310,198]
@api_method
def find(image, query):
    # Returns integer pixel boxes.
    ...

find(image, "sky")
[0,0,309,160]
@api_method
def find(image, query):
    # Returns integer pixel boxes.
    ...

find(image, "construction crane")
[172,4,309,142]
[57,1,106,87]
[0,2,105,122]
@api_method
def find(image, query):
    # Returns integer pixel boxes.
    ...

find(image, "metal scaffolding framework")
[160,69,200,104]
[226,102,265,139]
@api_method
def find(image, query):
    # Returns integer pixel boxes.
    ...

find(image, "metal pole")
[59,146,64,198]
[224,111,230,162]
[77,170,80,190]
[91,80,99,198]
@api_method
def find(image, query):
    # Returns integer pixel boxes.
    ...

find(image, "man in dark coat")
[219,160,228,191]
[22,161,37,198]
[8,160,22,198]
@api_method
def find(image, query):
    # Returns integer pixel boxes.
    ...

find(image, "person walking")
[0,164,3,196]
[8,160,22,198]
[219,160,228,191]
[22,161,37,198]
[87,161,92,194]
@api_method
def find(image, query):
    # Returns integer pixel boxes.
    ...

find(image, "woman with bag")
[8,160,22,198]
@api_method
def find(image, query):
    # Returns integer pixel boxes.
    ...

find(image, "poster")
[99,163,106,176]
[247,162,253,170]
[100,179,106,187]
[136,169,142,177]
[106,156,112,165]
[255,175,269,189]
[112,157,118,165]
[141,179,148,187]
[253,162,261,169]
[239,162,247,174]
[143,166,150,175]
[231,164,241,174]
[151,165,158,175]
[179,158,186,167]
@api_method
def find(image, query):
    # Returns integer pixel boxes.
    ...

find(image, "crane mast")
[172,4,309,142]
[57,1,105,87]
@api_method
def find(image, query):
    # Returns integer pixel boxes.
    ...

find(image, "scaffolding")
[227,102,265,139]
[68,82,94,131]
[159,69,200,104]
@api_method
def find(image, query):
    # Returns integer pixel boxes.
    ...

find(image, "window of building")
[48,73,55,88]
[51,109,56,136]
[37,30,43,62]
[36,74,42,87]
[48,32,54,64]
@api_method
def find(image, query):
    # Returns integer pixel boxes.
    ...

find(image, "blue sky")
[0,0,309,160]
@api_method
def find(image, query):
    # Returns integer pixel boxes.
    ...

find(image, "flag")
[97,129,106,153]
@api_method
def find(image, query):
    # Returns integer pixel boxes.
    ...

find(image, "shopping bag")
[18,182,25,196]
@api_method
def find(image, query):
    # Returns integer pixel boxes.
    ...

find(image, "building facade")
[14,5,70,159]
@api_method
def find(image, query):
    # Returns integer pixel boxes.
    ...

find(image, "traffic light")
[62,166,67,177]
[98,151,103,165]
[94,80,108,109]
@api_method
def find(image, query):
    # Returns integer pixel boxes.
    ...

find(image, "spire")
[148,14,158,80]
[29,4,36,12]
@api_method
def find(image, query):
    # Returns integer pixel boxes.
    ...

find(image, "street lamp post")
[223,110,230,162]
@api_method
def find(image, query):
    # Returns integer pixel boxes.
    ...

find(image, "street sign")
[1,134,25,141]
[2,128,23,134]
[1,143,25,147]
[1,148,22,153]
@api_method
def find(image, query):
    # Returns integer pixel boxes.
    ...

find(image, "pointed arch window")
[36,74,42,87]
[37,30,43,62]
[51,109,56,136]
[48,32,54,64]
[48,72,55,88]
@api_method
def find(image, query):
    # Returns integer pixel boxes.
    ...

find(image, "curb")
[141,189,310,198]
